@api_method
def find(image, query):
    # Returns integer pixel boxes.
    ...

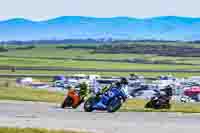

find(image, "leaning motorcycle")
[84,87,127,113]
[61,88,84,109]
[145,94,171,109]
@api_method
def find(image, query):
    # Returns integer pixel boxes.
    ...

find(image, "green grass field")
[1,46,200,65]
[0,43,200,77]
[0,127,86,133]
[1,57,200,70]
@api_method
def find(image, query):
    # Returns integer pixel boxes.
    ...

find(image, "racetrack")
[1,66,200,73]
[1,101,200,133]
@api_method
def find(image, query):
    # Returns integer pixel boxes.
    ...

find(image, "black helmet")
[115,81,121,88]
[166,85,172,89]
[120,77,128,85]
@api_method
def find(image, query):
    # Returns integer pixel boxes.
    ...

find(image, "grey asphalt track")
[0,100,200,133]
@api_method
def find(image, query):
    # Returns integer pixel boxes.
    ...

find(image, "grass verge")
[0,82,64,103]
[0,127,87,133]
[122,99,200,113]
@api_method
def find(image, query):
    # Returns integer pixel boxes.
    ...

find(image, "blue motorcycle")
[84,87,127,113]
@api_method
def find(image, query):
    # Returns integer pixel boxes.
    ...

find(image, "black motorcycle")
[145,94,171,109]
[145,85,173,109]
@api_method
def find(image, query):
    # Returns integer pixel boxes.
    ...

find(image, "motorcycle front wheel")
[61,96,73,108]
[107,97,122,113]
[145,101,153,108]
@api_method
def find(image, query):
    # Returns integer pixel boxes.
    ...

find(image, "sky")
[0,0,199,20]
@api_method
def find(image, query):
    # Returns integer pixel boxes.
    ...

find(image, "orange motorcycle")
[61,89,84,109]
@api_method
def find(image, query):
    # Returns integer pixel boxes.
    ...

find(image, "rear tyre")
[107,97,122,113]
[61,96,73,108]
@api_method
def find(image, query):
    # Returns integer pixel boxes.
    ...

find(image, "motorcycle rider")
[90,77,101,95]
[119,77,129,97]
[154,85,173,108]
[95,77,129,109]
[145,84,173,109]
[162,85,173,97]
[67,80,90,100]
[79,81,90,100]
[160,85,173,103]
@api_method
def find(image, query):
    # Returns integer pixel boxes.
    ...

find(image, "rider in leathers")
[96,78,129,109]
[158,85,173,105]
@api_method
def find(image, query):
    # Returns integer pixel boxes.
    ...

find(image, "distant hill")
[1,16,200,41]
